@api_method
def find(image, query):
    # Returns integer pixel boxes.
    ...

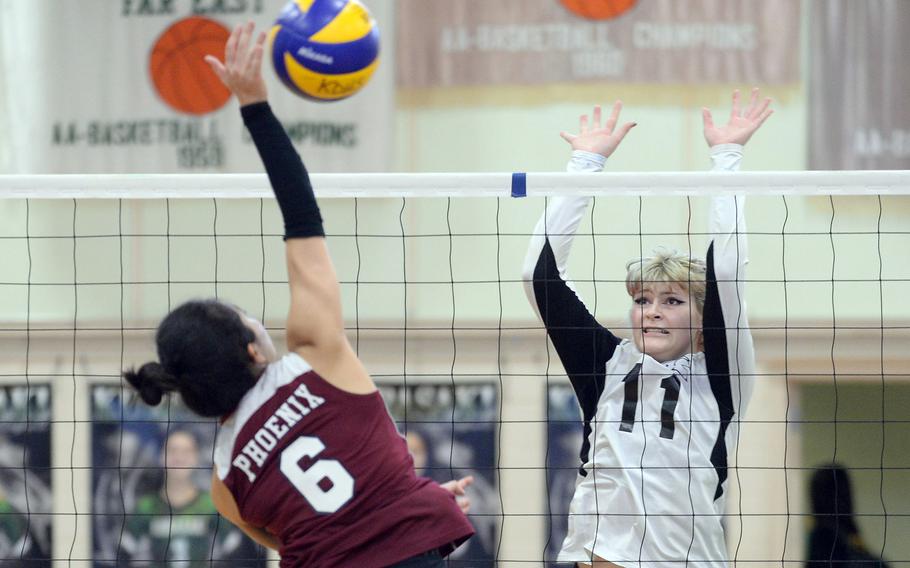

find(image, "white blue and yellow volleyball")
[269,0,380,102]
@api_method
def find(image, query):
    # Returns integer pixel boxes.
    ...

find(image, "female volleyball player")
[523,91,772,567]
[123,22,473,568]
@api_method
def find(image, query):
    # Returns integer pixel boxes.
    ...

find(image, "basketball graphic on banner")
[269,0,381,102]
[560,0,637,20]
[149,17,232,115]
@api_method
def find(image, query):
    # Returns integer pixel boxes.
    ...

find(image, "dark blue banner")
[379,382,499,567]
[90,385,266,568]
[546,383,583,566]
[0,384,52,567]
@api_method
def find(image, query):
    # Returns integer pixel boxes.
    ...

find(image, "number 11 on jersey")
[619,364,681,440]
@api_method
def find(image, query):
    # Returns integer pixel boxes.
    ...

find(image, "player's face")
[629,283,702,362]
[163,431,200,479]
[235,308,278,363]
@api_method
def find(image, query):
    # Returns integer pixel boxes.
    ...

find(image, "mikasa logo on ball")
[296,46,334,65]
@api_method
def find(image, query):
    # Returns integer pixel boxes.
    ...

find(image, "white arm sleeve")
[521,150,604,319]
[707,143,756,414]
[520,151,621,426]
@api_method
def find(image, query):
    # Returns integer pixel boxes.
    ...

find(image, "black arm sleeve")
[241,102,324,239]
[532,239,620,475]
[532,239,620,419]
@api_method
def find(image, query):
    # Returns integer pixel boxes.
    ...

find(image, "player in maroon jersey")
[123,22,475,568]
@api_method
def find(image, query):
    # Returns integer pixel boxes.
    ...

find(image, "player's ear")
[247,343,267,365]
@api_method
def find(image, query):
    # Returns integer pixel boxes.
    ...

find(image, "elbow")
[521,252,544,307]
[521,248,535,284]
[522,235,548,284]
[521,261,536,286]
[522,269,546,322]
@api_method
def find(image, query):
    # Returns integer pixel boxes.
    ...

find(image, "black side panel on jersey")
[533,239,620,475]
[703,242,735,501]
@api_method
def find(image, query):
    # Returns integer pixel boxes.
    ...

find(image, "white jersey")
[522,146,755,567]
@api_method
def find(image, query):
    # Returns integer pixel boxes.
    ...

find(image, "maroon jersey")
[214,353,474,567]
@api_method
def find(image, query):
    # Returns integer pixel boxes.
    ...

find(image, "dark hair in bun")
[123,362,178,406]
[123,299,259,417]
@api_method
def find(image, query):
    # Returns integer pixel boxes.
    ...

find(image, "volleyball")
[269,0,380,102]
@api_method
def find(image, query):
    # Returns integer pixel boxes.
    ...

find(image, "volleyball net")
[1,170,909,566]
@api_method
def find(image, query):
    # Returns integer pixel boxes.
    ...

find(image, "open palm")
[204,21,268,106]
[560,100,636,158]
[703,88,773,147]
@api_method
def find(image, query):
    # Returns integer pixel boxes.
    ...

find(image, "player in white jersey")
[523,90,772,567]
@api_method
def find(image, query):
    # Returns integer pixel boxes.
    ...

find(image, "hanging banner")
[91,385,266,567]
[397,0,799,89]
[0,385,52,567]
[808,0,910,170]
[379,382,499,566]
[1,0,393,174]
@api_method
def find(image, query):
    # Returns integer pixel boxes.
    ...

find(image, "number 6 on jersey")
[280,436,354,514]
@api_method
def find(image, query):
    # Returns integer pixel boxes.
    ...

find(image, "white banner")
[0,0,393,174]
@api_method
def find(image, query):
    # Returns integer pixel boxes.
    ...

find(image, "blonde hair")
[625,248,707,315]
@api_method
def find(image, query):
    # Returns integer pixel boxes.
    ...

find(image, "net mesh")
[0,172,909,566]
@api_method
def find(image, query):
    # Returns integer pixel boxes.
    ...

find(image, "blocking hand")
[560,100,636,159]
[702,88,773,147]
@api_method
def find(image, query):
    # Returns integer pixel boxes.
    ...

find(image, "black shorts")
[385,549,445,568]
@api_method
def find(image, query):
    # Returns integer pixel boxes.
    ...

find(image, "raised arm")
[206,23,370,392]
[701,88,772,416]
[522,103,634,413]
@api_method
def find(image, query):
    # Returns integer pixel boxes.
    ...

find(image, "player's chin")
[641,339,680,361]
